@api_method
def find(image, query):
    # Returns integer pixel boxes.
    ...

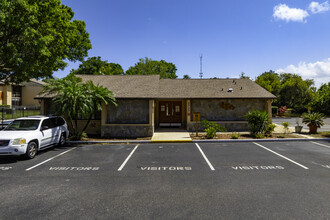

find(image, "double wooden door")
[159,101,182,127]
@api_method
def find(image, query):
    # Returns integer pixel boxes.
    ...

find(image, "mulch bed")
[190,133,303,140]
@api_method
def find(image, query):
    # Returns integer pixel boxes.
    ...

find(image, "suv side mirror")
[41,126,49,131]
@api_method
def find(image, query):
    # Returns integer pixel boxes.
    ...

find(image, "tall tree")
[311,82,330,115]
[0,0,92,83]
[239,72,250,79]
[183,74,191,79]
[126,57,178,79]
[71,56,124,75]
[256,71,316,113]
[278,73,315,112]
[42,74,116,139]
[255,70,281,98]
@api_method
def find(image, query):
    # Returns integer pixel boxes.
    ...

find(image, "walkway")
[272,117,330,132]
[151,128,192,142]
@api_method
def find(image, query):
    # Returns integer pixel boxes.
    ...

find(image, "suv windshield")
[4,120,41,131]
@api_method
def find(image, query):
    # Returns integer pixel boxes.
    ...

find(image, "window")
[50,117,65,127]
[5,120,40,131]
[41,119,54,129]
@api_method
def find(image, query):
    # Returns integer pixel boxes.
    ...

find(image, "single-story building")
[36,75,276,138]
[0,79,45,107]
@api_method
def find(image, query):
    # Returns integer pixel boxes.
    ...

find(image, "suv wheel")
[25,141,38,159]
[58,133,66,146]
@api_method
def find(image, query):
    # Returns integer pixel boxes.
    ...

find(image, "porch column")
[187,99,191,123]
[265,99,272,122]
[149,99,155,127]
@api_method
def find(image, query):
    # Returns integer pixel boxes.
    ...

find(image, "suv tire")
[58,133,66,146]
[25,141,38,159]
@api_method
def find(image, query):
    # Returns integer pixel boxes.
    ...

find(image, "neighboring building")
[0,79,45,107]
[36,75,276,138]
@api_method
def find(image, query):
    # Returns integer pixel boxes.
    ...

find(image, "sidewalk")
[273,123,309,134]
[151,128,192,142]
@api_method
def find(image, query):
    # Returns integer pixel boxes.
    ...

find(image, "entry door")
[159,101,182,127]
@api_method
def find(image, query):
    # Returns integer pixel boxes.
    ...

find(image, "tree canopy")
[255,71,281,98]
[311,82,330,115]
[183,74,191,79]
[71,56,124,75]
[126,57,178,79]
[256,71,315,113]
[0,0,92,83]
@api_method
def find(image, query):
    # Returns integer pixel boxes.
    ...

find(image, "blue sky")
[56,0,330,88]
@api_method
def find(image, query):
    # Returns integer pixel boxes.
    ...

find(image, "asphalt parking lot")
[1,141,330,219]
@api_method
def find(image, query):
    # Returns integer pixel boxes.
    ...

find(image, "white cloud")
[308,1,330,14]
[273,4,309,22]
[276,58,330,88]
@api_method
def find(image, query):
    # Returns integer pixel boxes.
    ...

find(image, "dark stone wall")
[101,125,153,138]
[106,99,149,124]
[191,99,265,121]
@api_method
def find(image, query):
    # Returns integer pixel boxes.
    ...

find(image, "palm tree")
[42,74,116,139]
[302,112,325,133]
[80,80,117,133]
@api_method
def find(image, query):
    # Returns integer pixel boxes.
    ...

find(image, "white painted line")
[310,141,330,149]
[195,143,215,171]
[118,144,139,171]
[26,147,77,171]
[253,142,309,170]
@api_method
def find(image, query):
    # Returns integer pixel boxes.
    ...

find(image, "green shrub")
[265,123,276,137]
[282,122,289,135]
[302,112,326,133]
[205,127,217,139]
[245,110,269,137]
[278,134,285,138]
[254,133,264,139]
[231,132,240,139]
[201,120,226,139]
[302,112,325,128]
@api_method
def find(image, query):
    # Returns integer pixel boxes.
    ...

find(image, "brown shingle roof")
[158,78,276,99]
[77,74,160,98]
[35,75,276,99]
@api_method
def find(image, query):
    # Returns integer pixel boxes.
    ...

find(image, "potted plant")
[295,118,303,133]
[302,112,325,134]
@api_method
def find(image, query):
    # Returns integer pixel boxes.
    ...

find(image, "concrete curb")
[150,140,193,143]
[67,140,151,145]
[68,138,330,145]
[193,138,330,143]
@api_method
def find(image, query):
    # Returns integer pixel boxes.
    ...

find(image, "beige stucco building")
[0,79,45,107]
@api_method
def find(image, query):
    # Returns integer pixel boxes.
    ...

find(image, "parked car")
[0,120,14,130]
[0,116,69,159]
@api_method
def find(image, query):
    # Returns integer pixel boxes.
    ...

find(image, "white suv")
[0,116,69,159]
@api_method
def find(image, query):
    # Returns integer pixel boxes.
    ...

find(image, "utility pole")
[199,54,203,79]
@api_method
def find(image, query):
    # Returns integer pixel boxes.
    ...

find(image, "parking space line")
[253,142,309,170]
[118,144,139,171]
[195,143,215,171]
[26,147,77,171]
[310,141,330,149]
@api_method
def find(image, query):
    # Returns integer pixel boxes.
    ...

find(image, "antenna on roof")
[199,54,203,79]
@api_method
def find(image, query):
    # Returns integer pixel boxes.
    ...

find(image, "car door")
[50,117,60,144]
[40,119,53,148]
